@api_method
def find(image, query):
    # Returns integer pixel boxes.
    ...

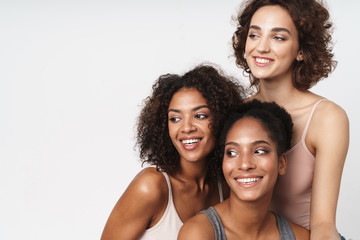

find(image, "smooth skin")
[101,88,228,240]
[246,6,349,240]
[178,118,309,240]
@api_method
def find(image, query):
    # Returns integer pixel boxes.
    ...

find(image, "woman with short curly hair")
[101,64,245,240]
[178,100,310,240]
[232,0,349,239]
[233,0,336,91]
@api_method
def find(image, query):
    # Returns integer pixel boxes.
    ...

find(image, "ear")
[296,50,303,62]
[278,153,287,176]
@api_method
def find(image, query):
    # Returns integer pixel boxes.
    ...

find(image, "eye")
[254,148,268,155]
[248,33,259,39]
[274,35,286,41]
[225,149,238,158]
[195,113,208,120]
[169,116,181,123]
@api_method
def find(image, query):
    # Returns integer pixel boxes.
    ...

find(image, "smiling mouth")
[181,138,201,145]
[255,58,271,64]
[236,177,262,184]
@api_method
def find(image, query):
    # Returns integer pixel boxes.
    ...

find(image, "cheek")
[272,44,286,56]
[222,158,236,185]
[273,44,297,61]
[222,158,234,175]
[204,122,215,144]
[245,41,252,55]
[168,123,177,141]
[261,158,279,178]
[245,43,255,66]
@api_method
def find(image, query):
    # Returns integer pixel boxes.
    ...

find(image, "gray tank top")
[200,207,295,240]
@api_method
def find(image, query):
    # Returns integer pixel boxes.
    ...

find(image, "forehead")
[250,5,297,34]
[226,117,272,142]
[168,88,207,108]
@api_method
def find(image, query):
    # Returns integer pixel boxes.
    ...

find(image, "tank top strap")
[160,171,173,201]
[140,169,183,239]
[301,99,329,142]
[274,213,295,240]
[200,207,226,240]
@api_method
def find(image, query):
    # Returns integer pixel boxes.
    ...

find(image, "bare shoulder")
[313,100,348,124]
[133,167,167,186]
[101,167,168,240]
[308,99,349,145]
[127,167,168,203]
[178,213,215,240]
[288,221,310,240]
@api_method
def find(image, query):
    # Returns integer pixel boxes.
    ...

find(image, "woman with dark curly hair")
[101,64,245,240]
[232,0,349,239]
[179,100,309,239]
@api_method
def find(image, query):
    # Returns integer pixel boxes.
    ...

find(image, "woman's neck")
[175,160,210,190]
[253,78,308,111]
[220,192,275,237]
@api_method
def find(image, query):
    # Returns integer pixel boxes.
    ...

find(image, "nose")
[181,117,196,133]
[237,152,256,171]
[256,37,270,53]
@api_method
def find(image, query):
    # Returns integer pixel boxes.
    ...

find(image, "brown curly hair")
[232,0,337,91]
[136,64,246,177]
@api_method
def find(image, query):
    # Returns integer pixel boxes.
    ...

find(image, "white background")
[0,0,359,239]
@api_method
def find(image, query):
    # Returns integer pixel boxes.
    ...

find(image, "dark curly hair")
[232,0,337,91]
[220,100,293,157]
[136,64,246,177]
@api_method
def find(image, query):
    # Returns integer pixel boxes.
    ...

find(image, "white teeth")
[256,58,270,64]
[236,177,261,184]
[182,139,200,145]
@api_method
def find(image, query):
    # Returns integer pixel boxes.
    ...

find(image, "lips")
[181,138,201,145]
[179,137,202,150]
[235,176,263,187]
[236,177,262,184]
[254,57,273,66]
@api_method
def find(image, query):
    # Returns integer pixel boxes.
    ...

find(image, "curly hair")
[220,99,293,157]
[136,64,246,177]
[232,0,337,91]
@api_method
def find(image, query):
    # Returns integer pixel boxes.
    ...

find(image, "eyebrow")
[225,140,270,147]
[249,25,291,35]
[168,105,210,113]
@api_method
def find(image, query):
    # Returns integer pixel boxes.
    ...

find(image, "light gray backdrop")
[0,0,359,239]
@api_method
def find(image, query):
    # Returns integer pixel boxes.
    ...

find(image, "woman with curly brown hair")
[232,0,349,239]
[101,64,245,240]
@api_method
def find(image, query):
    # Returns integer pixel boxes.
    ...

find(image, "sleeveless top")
[140,171,224,240]
[271,99,328,229]
[201,207,295,240]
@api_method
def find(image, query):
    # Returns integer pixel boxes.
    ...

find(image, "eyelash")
[248,33,286,41]
[248,33,258,39]
[226,150,237,157]
[169,116,181,123]
[195,113,208,119]
[169,113,209,123]
[225,148,269,157]
[255,149,268,154]
[274,36,286,41]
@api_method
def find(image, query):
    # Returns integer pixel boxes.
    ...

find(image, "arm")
[307,102,349,240]
[101,168,168,240]
[178,214,215,240]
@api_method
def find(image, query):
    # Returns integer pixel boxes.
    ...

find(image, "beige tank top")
[139,171,224,240]
[271,99,328,229]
